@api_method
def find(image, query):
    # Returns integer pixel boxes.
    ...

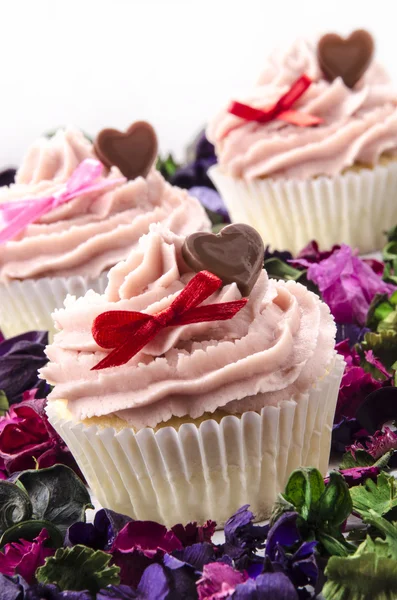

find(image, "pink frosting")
[0,128,210,282]
[207,38,397,179]
[41,225,336,430]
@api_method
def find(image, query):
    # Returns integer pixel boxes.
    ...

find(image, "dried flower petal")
[307,245,395,325]
[0,529,54,584]
[197,562,248,599]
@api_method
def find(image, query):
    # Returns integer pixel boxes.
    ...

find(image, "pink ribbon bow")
[0,159,126,244]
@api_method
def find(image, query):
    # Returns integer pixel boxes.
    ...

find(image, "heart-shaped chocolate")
[94,121,158,180]
[317,29,374,89]
[182,224,264,297]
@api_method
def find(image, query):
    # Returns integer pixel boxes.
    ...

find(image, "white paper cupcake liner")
[209,160,397,255]
[46,354,344,528]
[0,272,108,340]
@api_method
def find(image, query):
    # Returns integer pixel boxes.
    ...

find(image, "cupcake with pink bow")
[207,30,397,254]
[43,222,343,527]
[0,124,210,338]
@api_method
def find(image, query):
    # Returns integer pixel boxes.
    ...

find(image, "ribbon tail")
[277,110,323,127]
[0,198,53,244]
[92,339,139,370]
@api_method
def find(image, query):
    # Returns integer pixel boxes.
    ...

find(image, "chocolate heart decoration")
[317,29,374,89]
[182,224,264,297]
[94,121,158,180]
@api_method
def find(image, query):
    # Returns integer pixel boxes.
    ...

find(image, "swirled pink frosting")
[207,38,397,179]
[0,128,210,282]
[41,225,336,430]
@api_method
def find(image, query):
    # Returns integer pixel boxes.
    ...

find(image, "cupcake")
[43,223,344,527]
[207,30,397,254]
[0,125,210,338]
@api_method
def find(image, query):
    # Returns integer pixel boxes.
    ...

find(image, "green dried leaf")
[360,330,397,370]
[318,471,352,527]
[283,467,325,520]
[16,465,93,535]
[366,293,390,330]
[323,512,397,599]
[36,545,120,592]
[323,552,397,599]
[389,290,397,307]
[339,450,375,470]
[382,262,397,286]
[317,532,351,557]
[350,473,397,520]
[205,208,224,226]
[156,153,180,180]
[383,239,397,260]
[0,481,32,534]
[211,223,226,234]
[269,494,295,527]
[373,450,394,470]
[0,390,9,417]
[263,258,304,282]
[0,519,63,549]
[386,226,397,243]
[360,512,397,555]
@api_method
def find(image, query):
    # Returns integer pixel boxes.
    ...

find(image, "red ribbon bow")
[91,270,247,370]
[228,74,323,127]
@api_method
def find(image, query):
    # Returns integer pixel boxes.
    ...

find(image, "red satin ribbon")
[91,270,247,370]
[228,74,323,127]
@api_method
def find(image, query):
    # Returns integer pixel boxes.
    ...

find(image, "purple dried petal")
[172,542,216,571]
[195,135,216,162]
[0,331,49,405]
[233,572,299,600]
[335,324,370,347]
[0,168,17,187]
[332,418,365,452]
[134,564,169,600]
[189,186,229,220]
[292,541,317,561]
[265,513,300,561]
[98,564,169,600]
[0,574,27,600]
[307,245,395,325]
[162,554,199,598]
[223,505,267,560]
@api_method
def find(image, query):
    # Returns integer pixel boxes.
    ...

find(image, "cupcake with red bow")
[0,125,210,338]
[43,223,344,527]
[207,30,397,254]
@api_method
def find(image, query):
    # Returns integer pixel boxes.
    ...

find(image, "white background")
[0,0,395,167]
